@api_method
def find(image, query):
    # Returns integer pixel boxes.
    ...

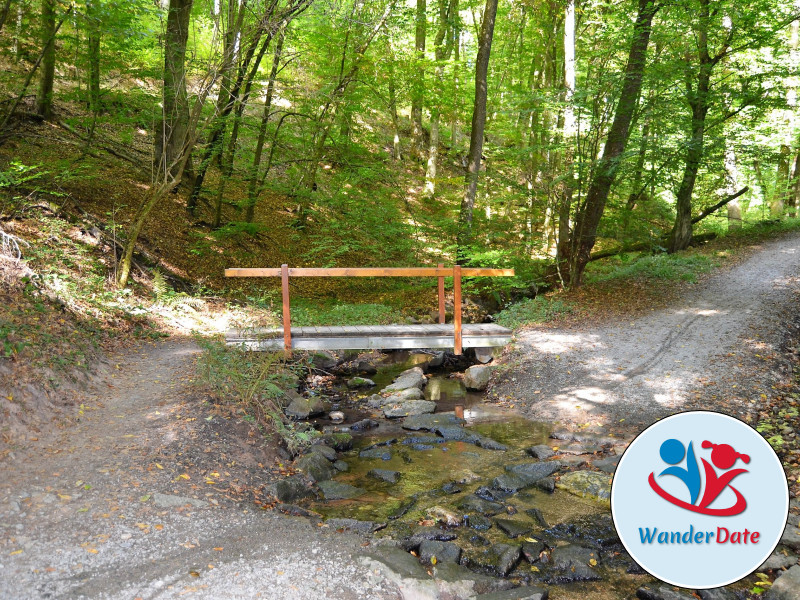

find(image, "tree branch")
[691,186,749,224]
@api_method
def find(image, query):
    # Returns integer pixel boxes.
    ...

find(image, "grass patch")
[495,296,573,329]
[586,252,717,284]
[194,337,317,454]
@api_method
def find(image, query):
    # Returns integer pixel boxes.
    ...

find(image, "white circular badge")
[611,411,789,589]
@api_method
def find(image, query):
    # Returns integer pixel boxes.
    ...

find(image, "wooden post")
[281,264,292,355]
[453,265,462,355]
[437,262,445,324]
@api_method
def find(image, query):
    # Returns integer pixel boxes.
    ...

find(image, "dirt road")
[0,341,401,600]
[493,233,800,430]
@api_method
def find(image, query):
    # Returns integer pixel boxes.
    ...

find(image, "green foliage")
[495,296,573,329]
[586,253,717,284]
[194,337,314,454]
[291,301,405,326]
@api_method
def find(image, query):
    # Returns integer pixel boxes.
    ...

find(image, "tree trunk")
[725,147,742,229]
[86,0,101,115]
[772,144,790,217]
[566,0,658,283]
[556,0,576,267]
[387,38,402,161]
[154,0,193,182]
[411,0,427,157]
[245,26,286,223]
[789,150,799,218]
[36,0,57,119]
[457,0,498,255]
[424,0,456,198]
[0,0,13,33]
[12,1,23,60]
[450,21,460,148]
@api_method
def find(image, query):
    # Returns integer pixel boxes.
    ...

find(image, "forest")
[1,0,798,295]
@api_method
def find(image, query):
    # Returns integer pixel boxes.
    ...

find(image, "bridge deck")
[226,323,512,351]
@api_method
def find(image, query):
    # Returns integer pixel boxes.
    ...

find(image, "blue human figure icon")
[658,438,701,505]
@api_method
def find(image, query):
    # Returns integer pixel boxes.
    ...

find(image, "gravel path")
[493,232,800,430]
[0,341,401,600]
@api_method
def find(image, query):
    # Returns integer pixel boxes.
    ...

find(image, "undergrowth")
[585,253,717,284]
[194,338,317,454]
[495,296,573,329]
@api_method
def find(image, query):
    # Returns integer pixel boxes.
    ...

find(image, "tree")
[410,0,427,157]
[36,0,57,119]
[457,0,498,254]
[563,0,660,285]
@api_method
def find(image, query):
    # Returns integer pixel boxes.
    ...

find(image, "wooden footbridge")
[225,265,514,355]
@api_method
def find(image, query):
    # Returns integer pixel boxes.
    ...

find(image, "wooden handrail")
[224,267,514,277]
[225,265,515,356]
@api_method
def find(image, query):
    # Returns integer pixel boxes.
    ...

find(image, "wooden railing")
[225,265,515,355]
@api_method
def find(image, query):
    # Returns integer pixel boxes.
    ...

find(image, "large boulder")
[492,461,562,493]
[310,351,338,370]
[347,376,376,389]
[384,400,436,418]
[294,452,336,482]
[556,471,612,506]
[548,545,600,583]
[466,543,522,577]
[265,475,315,503]
[463,365,496,391]
[318,480,365,500]
[385,367,426,392]
[285,396,325,420]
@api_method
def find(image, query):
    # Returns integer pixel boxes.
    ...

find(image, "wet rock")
[767,565,800,599]
[418,540,462,566]
[467,543,522,577]
[554,455,589,468]
[521,539,548,564]
[441,482,462,494]
[368,468,401,484]
[697,589,739,600]
[294,452,336,482]
[401,527,458,550]
[347,376,376,388]
[591,454,621,474]
[464,365,495,391]
[475,486,505,502]
[366,389,424,408]
[309,443,338,461]
[285,396,326,420]
[470,533,492,546]
[472,587,549,600]
[329,411,345,423]
[359,448,392,460]
[388,497,417,520]
[494,518,533,539]
[385,367,426,392]
[434,426,482,443]
[403,434,445,445]
[467,514,493,531]
[556,442,603,455]
[493,462,561,493]
[383,400,436,418]
[534,477,556,493]
[326,518,385,534]
[476,436,509,451]
[360,548,438,598]
[636,585,697,600]
[457,495,504,516]
[362,439,397,450]
[427,352,445,368]
[355,359,378,375]
[310,351,338,370]
[403,413,465,431]
[548,545,600,583]
[318,432,353,451]
[525,507,548,528]
[332,460,349,472]
[556,471,611,505]
[349,418,380,432]
[152,493,208,508]
[781,515,800,551]
[526,445,555,460]
[266,475,314,503]
[626,561,648,575]
[412,444,434,450]
[760,550,799,571]
[427,506,461,527]
[318,480,364,500]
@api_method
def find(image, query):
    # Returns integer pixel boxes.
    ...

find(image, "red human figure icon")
[698,441,750,510]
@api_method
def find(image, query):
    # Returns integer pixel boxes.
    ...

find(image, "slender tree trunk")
[86,0,101,115]
[424,0,456,198]
[451,23,460,148]
[246,26,286,222]
[387,38,402,161]
[556,0,576,266]
[566,0,658,284]
[154,0,193,183]
[12,1,23,60]
[411,0,427,157]
[725,147,742,228]
[457,0,498,254]
[789,150,799,218]
[0,0,13,33]
[772,144,790,217]
[36,0,57,119]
